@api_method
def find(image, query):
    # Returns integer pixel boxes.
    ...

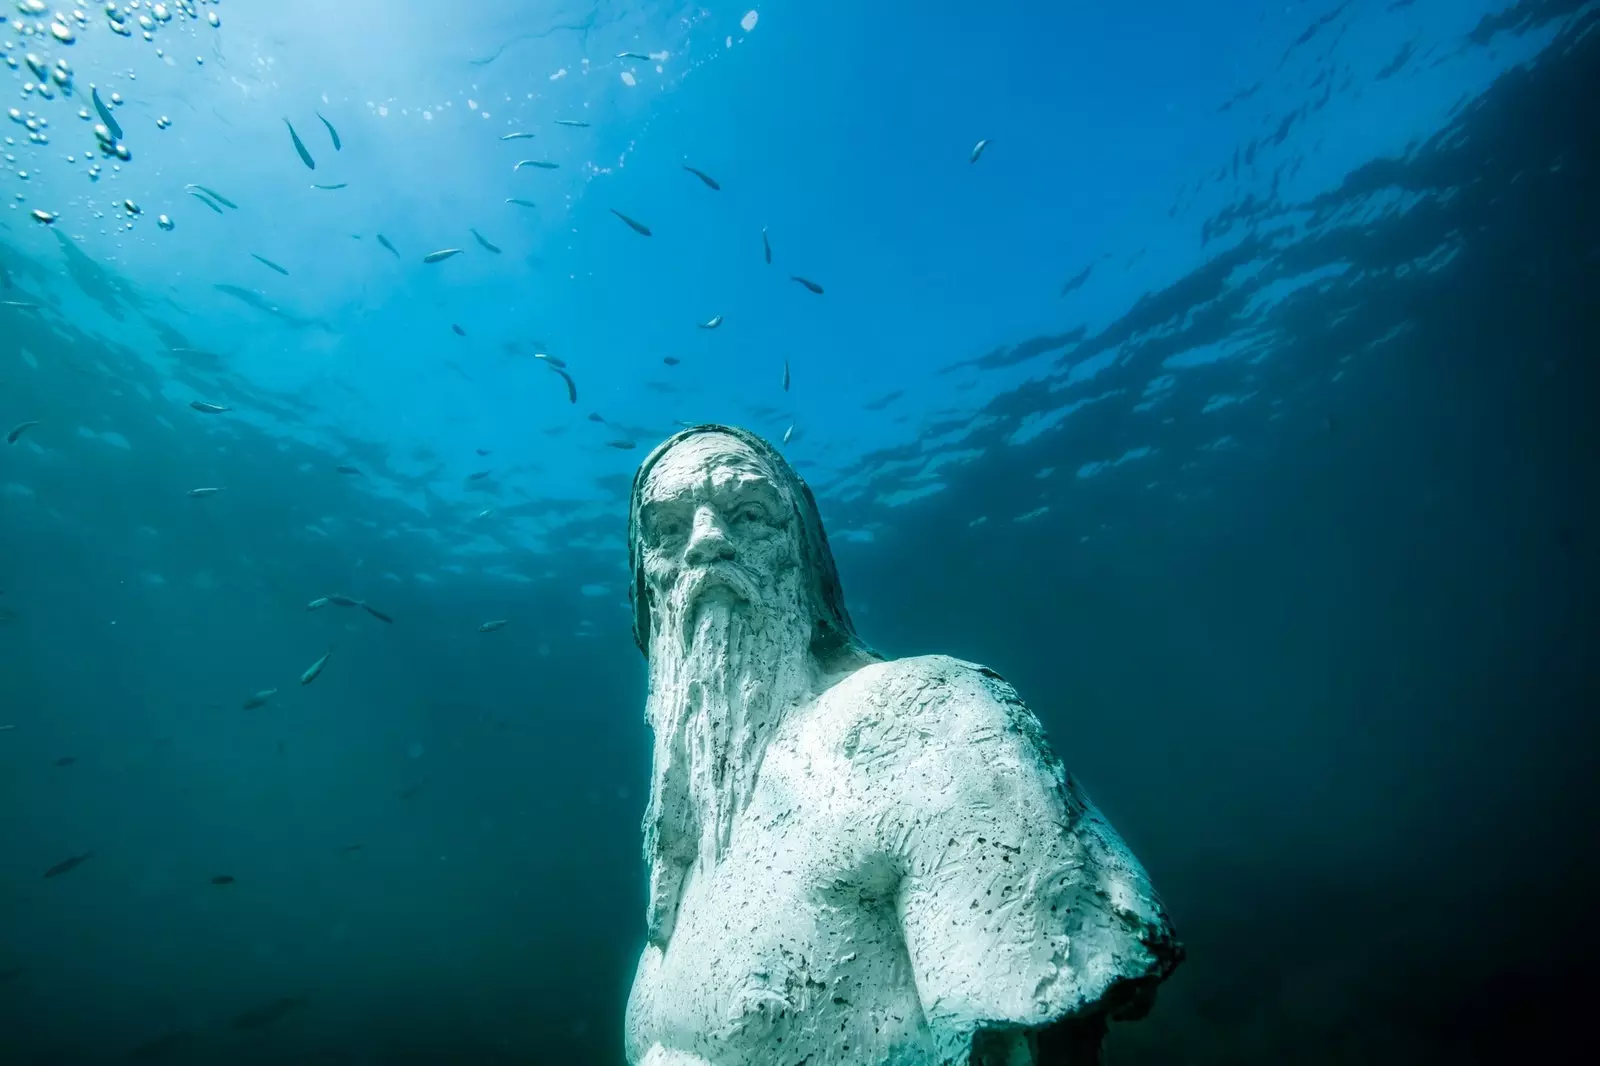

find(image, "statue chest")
[630,756,936,1065]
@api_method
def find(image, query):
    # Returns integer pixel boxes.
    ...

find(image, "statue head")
[628,424,877,680]
[627,425,878,945]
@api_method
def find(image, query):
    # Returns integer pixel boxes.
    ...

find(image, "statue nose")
[684,506,735,564]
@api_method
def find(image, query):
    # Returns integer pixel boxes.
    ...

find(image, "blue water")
[2,1,1597,1063]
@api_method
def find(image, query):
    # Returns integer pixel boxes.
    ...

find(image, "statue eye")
[735,504,766,524]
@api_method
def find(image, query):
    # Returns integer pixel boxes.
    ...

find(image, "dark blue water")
[2,1,1596,1063]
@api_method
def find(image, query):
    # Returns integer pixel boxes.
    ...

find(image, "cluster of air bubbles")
[100,0,221,40]
[92,121,130,161]
[155,114,169,129]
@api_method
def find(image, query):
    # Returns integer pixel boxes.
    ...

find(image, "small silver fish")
[92,86,122,141]
[478,619,509,633]
[616,52,651,60]
[549,365,578,404]
[470,228,502,254]
[188,190,224,214]
[242,688,277,710]
[285,118,316,170]
[6,421,40,444]
[187,487,223,497]
[311,183,347,190]
[499,132,536,140]
[699,315,724,330]
[554,119,590,127]
[783,359,790,392]
[317,112,342,151]
[610,209,652,236]
[189,400,229,413]
[422,248,463,264]
[505,198,538,208]
[790,276,824,294]
[186,184,237,208]
[514,159,559,170]
[762,226,772,265]
[327,594,361,607]
[251,254,289,276]
[607,440,637,450]
[299,649,332,686]
[376,234,400,258]
[533,352,567,369]
[969,138,991,164]
[306,597,330,610]
[783,423,795,444]
[682,166,720,190]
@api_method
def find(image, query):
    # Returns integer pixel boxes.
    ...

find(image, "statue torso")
[626,659,945,1066]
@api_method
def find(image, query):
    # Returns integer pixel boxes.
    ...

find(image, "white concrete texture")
[623,426,1181,1066]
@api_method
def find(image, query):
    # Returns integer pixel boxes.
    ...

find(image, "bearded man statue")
[623,425,1182,1066]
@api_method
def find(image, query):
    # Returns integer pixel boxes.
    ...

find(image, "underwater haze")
[2,0,1597,1063]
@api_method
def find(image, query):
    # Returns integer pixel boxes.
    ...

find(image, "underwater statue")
[623,425,1182,1066]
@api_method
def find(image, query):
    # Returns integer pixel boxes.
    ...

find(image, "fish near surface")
[970,137,992,163]
[790,276,824,294]
[284,118,316,169]
[242,688,277,710]
[190,400,230,413]
[478,619,509,632]
[317,112,342,150]
[762,226,772,264]
[92,87,122,141]
[470,228,502,254]
[610,209,651,236]
[682,165,720,190]
[7,421,40,444]
[251,254,290,276]
[548,365,578,403]
[376,234,400,258]
[187,486,223,497]
[451,324,466,337]
[422,248,463,264]
[699,315,724,330]
[186,183,237,208]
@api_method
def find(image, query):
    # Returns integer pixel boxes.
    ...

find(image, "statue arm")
[880,660,1182,1064]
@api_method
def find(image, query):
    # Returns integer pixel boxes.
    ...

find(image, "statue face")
[637,433,801,618]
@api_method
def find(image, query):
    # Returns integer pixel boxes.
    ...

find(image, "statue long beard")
[640,572,812,947]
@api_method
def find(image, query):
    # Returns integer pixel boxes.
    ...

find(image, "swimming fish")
[422,248,463,264]
[316,112,341,150]
[610,209,652,236]
[969,138,991,163]
[475,448,491,456]
[783,359,790,392]
[606,440,637,450]
[533,352,567,369]
[554,119,590,127]
[451,324,466,337]
[500,132,535,140]
[783,423,795,444]
[189,400,230,413]
[92,86,122,141]
[186,184,237,208]
[251,254,289,276]
[335,465,362,476]
[7,421,40,444]
[306,597,330,610]
[241,689,276,710]
[284,118,316,169]
[682,165,720,190]
[467,470,491,481]
[505,198,538,208]
[187,487,223,497]
[43,852,91,879]
[376,234,399,258]
[762,226,772,264]
[327,594,360,607]
[188,190,225,214]
[361,603,394,624]
[616,51,650,60]
[478,619,509,632]
[790,276,824,294]
[663,356,680,366]
[299,649,332,686]
[211,875,236,885]
[699,315,724,330]
[548,365,578,404]
[514,159,559,170]
[311,183,347,190]
[588,413,607,424]
[470,228,502,254]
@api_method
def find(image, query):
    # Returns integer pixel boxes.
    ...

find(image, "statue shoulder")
[818,654,1062,777]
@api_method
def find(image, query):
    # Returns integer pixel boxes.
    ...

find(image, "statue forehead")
[642,433,778,501]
